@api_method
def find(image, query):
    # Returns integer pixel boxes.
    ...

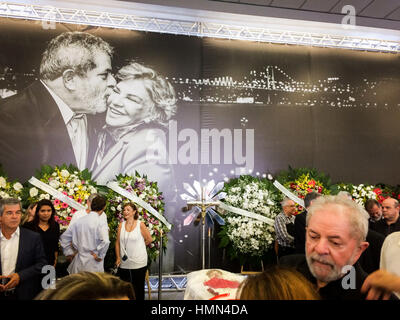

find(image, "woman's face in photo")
[106,78,153,127]
[123,205,135,220]
[38,205,52,223]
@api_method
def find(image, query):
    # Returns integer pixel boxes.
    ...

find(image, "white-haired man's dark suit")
[0,81,102,181]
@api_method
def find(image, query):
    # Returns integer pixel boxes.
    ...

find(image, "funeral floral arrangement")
[331,183,398,205]
[104,173,169,264]
[275,167,332,214]
[23,164,98,230]
[218,175,280,265]
[0,165,23,200]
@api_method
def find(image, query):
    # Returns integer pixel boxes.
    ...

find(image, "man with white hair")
[281,195,374,299]
[274,197,297,258]
[0,31,116,181]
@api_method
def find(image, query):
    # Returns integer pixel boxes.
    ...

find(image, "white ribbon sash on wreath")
[28,176,86,211]
[218,202,274,226]
[272,180,305,208]
[107,181,172,230]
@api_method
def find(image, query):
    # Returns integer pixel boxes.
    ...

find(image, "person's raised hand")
[361,269,400,300]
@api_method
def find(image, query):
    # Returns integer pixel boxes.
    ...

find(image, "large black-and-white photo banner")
[0,14,399,273]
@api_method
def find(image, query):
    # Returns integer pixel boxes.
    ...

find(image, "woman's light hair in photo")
[116,61,177,126]
[306,195,369,243]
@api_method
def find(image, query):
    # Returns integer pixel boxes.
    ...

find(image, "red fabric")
[203,277,240,289]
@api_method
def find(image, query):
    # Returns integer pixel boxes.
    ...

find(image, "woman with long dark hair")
[23,199,60,266]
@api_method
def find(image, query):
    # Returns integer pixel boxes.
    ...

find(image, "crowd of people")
[0,191,399,301]
[0,195,151,301]
[271,192,400,300]
[0,28,398,302]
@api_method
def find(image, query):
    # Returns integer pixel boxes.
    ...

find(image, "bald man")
[370,198,400,237]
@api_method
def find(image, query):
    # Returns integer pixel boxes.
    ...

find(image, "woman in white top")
[115,203,152,300]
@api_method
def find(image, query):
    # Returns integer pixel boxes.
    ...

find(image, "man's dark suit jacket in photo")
[370,216,400,237]
[0,227,47,300]
[294,210,307,254]
[0,81,103,182]
[358,229,385,274]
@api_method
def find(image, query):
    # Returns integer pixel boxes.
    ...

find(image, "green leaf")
[218,236,230,248]
[81,169,92,181]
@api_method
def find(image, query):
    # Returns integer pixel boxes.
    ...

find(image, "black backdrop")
[1,18,399,273]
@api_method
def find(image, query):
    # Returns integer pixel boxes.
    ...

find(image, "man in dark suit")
[370,197,400,237]
[0,31,116,182]
[294,191,321,254]
[358,229,384,274]
[0,198,47,300]
[364,199,382,224]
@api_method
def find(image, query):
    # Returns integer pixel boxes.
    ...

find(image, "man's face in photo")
[305,205,366,284]
[367,204,382,221]
[1,204,22,231]
[75,51,116,114]
[282,200,296,216]
[382,198,399,222]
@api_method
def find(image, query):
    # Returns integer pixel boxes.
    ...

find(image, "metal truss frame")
[0,2,399,53]
[147,274,187,292]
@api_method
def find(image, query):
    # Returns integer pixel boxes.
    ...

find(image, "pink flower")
[54,199,60,206]
[77,198,83,203]
[66,216,72,221]
[61,202,68,209]
[62,191,68,196]
[71,208,77,214]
